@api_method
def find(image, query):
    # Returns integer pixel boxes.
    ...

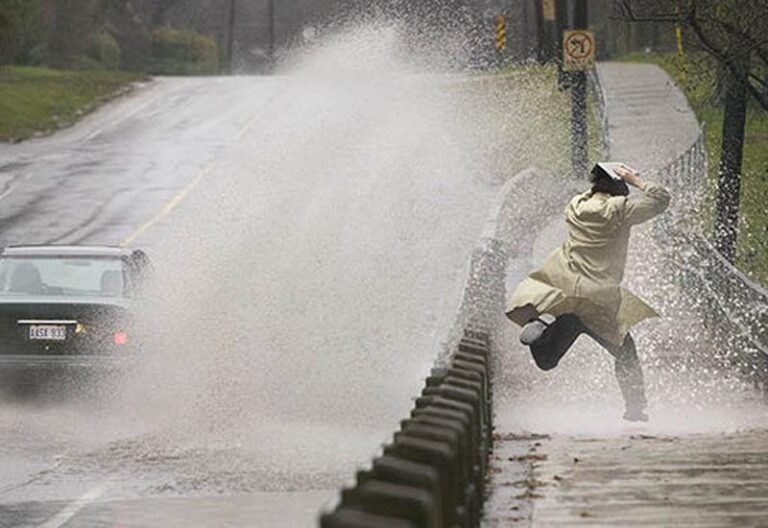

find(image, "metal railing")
[587,69,611,158]
[652,129,768,395]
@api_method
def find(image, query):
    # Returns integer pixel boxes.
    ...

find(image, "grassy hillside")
[0,66,146,142]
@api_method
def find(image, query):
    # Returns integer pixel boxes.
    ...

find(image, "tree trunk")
[533,0,546,63]
[555,0,568,63]
[713,58,749,263]
[763,73,768,106]
[49,0,93,67]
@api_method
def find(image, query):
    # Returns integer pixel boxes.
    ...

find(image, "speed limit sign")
[563,30,595,71]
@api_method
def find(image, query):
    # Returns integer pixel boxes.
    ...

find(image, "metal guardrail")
[587,70,611,158]
[318,218,507,527]
[652,129,768,395]
[319,325,495,527]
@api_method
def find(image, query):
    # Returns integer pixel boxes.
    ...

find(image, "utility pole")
[227,0,236,73]
[555,0,568,66]
[533,0,545,63]
[267,0,275,66]
[541,0,557,62]
[570,0,589,177]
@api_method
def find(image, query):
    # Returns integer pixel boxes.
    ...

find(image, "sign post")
[565,0,592,178]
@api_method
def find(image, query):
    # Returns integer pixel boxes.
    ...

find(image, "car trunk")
[0,298,132,355]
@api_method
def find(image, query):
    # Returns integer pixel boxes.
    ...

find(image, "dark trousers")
[530,314,647,411]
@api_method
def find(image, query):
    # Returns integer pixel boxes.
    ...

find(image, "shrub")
[149,26,219,75]
[85,32,122,71]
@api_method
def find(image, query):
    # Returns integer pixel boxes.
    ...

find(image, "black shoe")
[623,409,649,422]
[519,314,556,346]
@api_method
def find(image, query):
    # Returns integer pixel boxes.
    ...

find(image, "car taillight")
[114,332,129,345]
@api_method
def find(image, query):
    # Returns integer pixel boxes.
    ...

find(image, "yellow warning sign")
[542,0,556,21]
[495,15,507,52]
[563,30,595,71]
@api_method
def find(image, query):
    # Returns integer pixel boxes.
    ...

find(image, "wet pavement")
[484,63,768,526]
[487,427,768,527]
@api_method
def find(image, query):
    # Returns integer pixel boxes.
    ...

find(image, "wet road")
[0,32,528,527]
[0,76,271,249]
[0,75,347,528]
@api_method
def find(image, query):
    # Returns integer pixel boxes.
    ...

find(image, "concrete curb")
[319,329,493,528]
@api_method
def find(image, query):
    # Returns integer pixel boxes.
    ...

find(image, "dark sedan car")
[0,245,150,395]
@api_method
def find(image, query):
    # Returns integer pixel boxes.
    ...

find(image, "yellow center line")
[120,162,213,247]
[119,105,265,248]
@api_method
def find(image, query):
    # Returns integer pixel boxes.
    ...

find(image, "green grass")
[0,66,147,142]
[623,52,768,286]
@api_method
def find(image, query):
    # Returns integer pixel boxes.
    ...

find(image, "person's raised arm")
[615,165,671,226]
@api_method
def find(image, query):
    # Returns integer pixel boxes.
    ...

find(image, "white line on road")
[0,172,34,202]
[81,81,160,142]
[37,483,109,528]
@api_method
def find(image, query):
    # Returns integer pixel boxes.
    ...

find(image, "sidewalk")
[484,63,768,527]
[599,62,700,169]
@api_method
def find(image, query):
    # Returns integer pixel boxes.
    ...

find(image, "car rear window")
[0,257,126,298]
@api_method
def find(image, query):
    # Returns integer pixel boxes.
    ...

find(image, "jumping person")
[506,163,670,422]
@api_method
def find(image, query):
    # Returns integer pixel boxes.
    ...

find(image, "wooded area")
[0,0,344,72]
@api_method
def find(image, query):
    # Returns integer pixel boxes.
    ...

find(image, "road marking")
[37,483,109,528]
[119,101,262,247]
[0,172,33,202]
[82,81,161,142]
[0,183,19,201]
[120,162,213,247]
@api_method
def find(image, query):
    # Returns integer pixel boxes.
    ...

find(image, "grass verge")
[623,52,768,286]
[0,66,147,142]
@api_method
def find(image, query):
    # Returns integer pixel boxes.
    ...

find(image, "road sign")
[542,0,556,21]
[495,15,506,52]
[563,30,595,71]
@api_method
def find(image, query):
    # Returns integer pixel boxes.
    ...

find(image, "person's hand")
[615,164,644,189]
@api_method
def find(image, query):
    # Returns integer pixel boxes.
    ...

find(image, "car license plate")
[28,325,67,341]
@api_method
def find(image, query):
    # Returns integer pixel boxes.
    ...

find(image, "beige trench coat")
[506,182,671,346]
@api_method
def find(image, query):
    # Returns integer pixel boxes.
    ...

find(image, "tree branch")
[689,14,768,111]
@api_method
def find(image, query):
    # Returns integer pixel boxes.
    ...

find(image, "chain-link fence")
[653,129,768,396]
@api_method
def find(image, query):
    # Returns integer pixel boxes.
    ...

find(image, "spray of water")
[23,23,533,495]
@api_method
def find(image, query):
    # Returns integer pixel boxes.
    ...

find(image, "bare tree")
[614,0,768,263]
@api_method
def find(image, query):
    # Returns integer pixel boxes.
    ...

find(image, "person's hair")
[589,169,629,197]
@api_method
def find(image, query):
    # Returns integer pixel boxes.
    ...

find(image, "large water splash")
[1,21,568,508]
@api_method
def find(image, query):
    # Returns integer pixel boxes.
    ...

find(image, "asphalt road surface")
[0,34,523,527]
